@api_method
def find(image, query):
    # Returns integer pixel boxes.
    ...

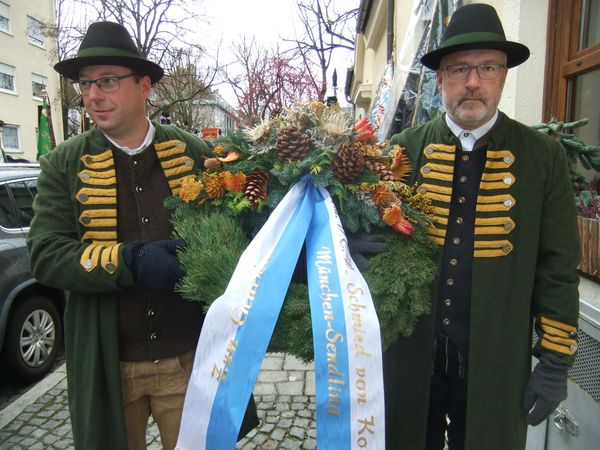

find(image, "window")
[27,16,44,47]
[32,73,47,98]
[544,1,600,136]
[0,62,15,93]
[9,179,37,227]
[0,184,19,228]
[0,2,9,33]
[2,124,20,150]
[0,179,38,229]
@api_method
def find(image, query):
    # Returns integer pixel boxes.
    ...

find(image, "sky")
[199,0,357,106]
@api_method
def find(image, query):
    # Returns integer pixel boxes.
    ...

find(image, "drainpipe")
[387,0,394,62]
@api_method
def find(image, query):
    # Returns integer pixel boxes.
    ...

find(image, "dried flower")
[202,172,225,199]
[179,176,202,203]
[382,205,415,235]
[223,171,247,193]
[246,121,271,144]
[372,185,397,206]
[212,144,227,156]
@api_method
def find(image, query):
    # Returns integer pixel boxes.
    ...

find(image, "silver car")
[0,163,65,381]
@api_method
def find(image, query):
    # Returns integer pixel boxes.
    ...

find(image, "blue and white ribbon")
[176,179,385,450]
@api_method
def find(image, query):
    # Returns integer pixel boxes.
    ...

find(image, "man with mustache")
[384,4,580,449]
[27,21,257,450]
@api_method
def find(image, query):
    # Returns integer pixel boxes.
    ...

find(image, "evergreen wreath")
[167,100,439,362]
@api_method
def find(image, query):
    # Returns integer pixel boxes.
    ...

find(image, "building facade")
[0,0,62,162]
[347,0,599,148]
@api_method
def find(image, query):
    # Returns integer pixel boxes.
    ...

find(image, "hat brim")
[54,55,164,84]
[421,41,530,70]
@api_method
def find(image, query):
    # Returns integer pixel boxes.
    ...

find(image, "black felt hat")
[54,21,164,84]
[421,3,530,70]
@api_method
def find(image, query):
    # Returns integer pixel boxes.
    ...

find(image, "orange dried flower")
[382,205,414,235]
[372,185,396,206]
[382,205,404,226]
[178,176,202,203]
[389,145,413,182]
[222,171,247,192]
[202,172,225,199]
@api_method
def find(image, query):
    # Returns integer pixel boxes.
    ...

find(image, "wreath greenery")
[167,101,439,362]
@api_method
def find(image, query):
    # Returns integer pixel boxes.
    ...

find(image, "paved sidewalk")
[0,353,316,450]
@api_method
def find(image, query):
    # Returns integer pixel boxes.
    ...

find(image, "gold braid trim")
[80,242,121,274]
[485,150,515,169]
[540,316,578,355]
[155,140,195,194]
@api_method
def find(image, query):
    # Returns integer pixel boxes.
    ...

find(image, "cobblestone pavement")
[0,353,316,450]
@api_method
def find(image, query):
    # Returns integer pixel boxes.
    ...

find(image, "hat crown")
[419,3,530,70]
[78,22,142,58]
[54,21,164,83]
[443,4,506,43]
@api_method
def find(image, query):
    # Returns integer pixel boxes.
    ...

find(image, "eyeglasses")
[78,73,138,93]
[443,64,506,80]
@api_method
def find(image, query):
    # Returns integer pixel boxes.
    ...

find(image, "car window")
[0,183,19,228]
[8,179,38,228]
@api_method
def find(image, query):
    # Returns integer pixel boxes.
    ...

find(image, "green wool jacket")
[27,124,211,449]
[384,113,580,450]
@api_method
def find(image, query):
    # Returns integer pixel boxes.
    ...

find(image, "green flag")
[37,92,53,160]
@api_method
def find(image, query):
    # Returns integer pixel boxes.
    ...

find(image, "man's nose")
[85,82,104,99]
[464,68,481,88]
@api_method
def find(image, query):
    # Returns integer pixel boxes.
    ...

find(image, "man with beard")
[384,4,580,449]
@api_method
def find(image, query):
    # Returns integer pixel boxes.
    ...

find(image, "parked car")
[0,163,66,381]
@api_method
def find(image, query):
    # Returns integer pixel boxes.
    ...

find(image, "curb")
[0,363,67,430]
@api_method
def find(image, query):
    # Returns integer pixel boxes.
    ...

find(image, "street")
[0,352,318,449]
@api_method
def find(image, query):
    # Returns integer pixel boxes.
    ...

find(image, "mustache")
[459,94,485,104]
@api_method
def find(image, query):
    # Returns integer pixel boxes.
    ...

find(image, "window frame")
[26,15,44,48]
[0,1,10,34]
[543,0,600,121]
[31,72,47,99]
[1,124,21,151]
[0,62,16,94]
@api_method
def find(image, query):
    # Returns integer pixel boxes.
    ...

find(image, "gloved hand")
[522,351,569,426]
[123,239,186,293]
[346,233,389,272]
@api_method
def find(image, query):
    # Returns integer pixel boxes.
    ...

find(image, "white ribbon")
[176,180,385,449]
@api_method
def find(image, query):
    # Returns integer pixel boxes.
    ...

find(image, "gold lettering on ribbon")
[357,415,376,448]
[211,338,238,383]
[316,246,348,417]
[347,283,372,358]
[212,262,267,384]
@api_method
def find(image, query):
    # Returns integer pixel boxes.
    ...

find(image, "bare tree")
[152,48,216,132]
[285,0,358,101]
[43,0,92,138]
[226,37,320,127]
[51,0,223,133]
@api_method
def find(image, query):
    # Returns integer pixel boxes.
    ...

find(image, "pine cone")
[365,158,396,181]
[331,143,365,184]
[276,126,310,162]
[243,171,269,208]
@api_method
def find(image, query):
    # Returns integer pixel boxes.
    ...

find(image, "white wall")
[475,0,549,125]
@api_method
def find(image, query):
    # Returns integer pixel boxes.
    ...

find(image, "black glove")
[346,233,389,272]
[123,239,186,293]
[522,352,569,426]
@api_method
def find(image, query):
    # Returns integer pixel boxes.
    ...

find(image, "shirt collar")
[445,111,498,151]
[103,118,156,155]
